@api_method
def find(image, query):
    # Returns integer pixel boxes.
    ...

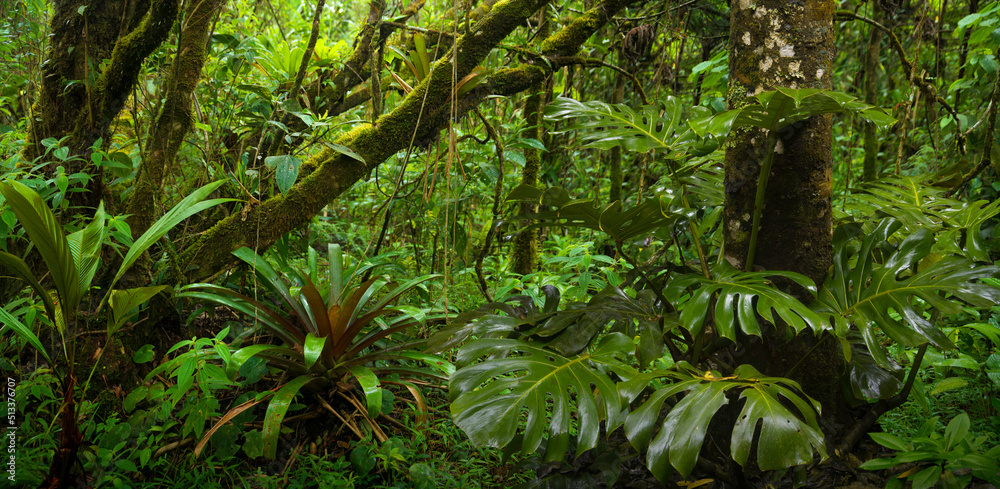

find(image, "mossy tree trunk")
[511,7,552,276]
[121,0,224,287]
[723,0,848,435]
[24,0,177,212]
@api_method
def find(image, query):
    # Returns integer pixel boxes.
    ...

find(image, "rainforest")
[1,0,1000,488]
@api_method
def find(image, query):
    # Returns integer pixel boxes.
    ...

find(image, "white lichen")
[760,57,773,72]
[816,68,825,80]
[774,139,785,154]
[743,32,751,45]
[779,44,795,57]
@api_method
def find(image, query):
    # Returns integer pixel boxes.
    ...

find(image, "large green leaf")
[449,334,637,460]
[0,180,80,321]
[729,365,826,470]
[545,96,710,156]
[505,185,680,242]
[695,87,896,138]
[846,176,1000,262]
[108,286,171,335]
[66,201,108,296]
[623,364,825,481]
[347,365,382,418]
[262,374,318,459]
[665,261,826,340]
[0,304,52,363]
[815,219,1000,372]
[0,251,58,328]
[112,180,234,288]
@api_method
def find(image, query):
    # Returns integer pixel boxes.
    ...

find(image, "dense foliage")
[2,0,1000,488]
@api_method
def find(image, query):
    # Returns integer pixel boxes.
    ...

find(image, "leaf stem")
[745,131,778,271]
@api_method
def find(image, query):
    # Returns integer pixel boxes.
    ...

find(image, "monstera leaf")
[694,87,896,138]
[505,185,681,242]
[815,219,1000,372]
[430,285,668,364]
[845,176,1000,262]
[449,333,638,461]
[621,363,825,481]
[545,95,715,157]
[665,261,827,340]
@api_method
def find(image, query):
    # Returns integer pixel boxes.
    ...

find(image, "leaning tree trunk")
[122,0,224,288]
[723,0,847,435]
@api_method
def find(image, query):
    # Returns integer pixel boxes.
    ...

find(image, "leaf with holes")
[666,261,826,340]
[449,333,637,460]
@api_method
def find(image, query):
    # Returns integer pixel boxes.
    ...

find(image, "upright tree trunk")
[511,7,551,275]
[724,0,847,433]
[122,0,224,287]
[863,8,883,182]
[24,0,177,212]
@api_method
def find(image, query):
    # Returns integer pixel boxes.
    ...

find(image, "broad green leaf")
[0,305,52,363]
[730,369,826,470]
[322,142,365,163]
[0,251,58,328]
[113,180,234,288]
[646,381,728,479]
[667,261,825,340]
[449,334,636,458]
[816,219,1000,365]
[347,365,382,418]
[625,364,825,482]
[302,333,326,370]
[943,412,970,452]
[0,180,80,317]
[108,286,170,335]
[66,201,107,295]
[262,375,317,459]
[545,96,701,156]
[265,154,301,193]
[868,432,909,451]
[226,344,292,381]
[911,465,942,489]
[698,87,895,138]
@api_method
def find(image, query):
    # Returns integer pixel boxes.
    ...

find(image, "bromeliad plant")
[176,244,452,459]
[433,88,1000,484]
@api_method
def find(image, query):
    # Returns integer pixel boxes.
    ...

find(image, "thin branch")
[945,46,1000,198]
[472,108,505,303]
[835,10,963,148]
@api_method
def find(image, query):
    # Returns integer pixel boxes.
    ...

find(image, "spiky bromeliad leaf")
[622,363,824,481]
[665,261,827,341]
[449,333,637,461]
[505,184,681,243]
[545,95,713,157]
[815,219,1000,374]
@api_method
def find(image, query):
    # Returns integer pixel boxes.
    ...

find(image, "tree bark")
[122,0,224,286]
[25,0,177,212]
[723,0,846,434]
